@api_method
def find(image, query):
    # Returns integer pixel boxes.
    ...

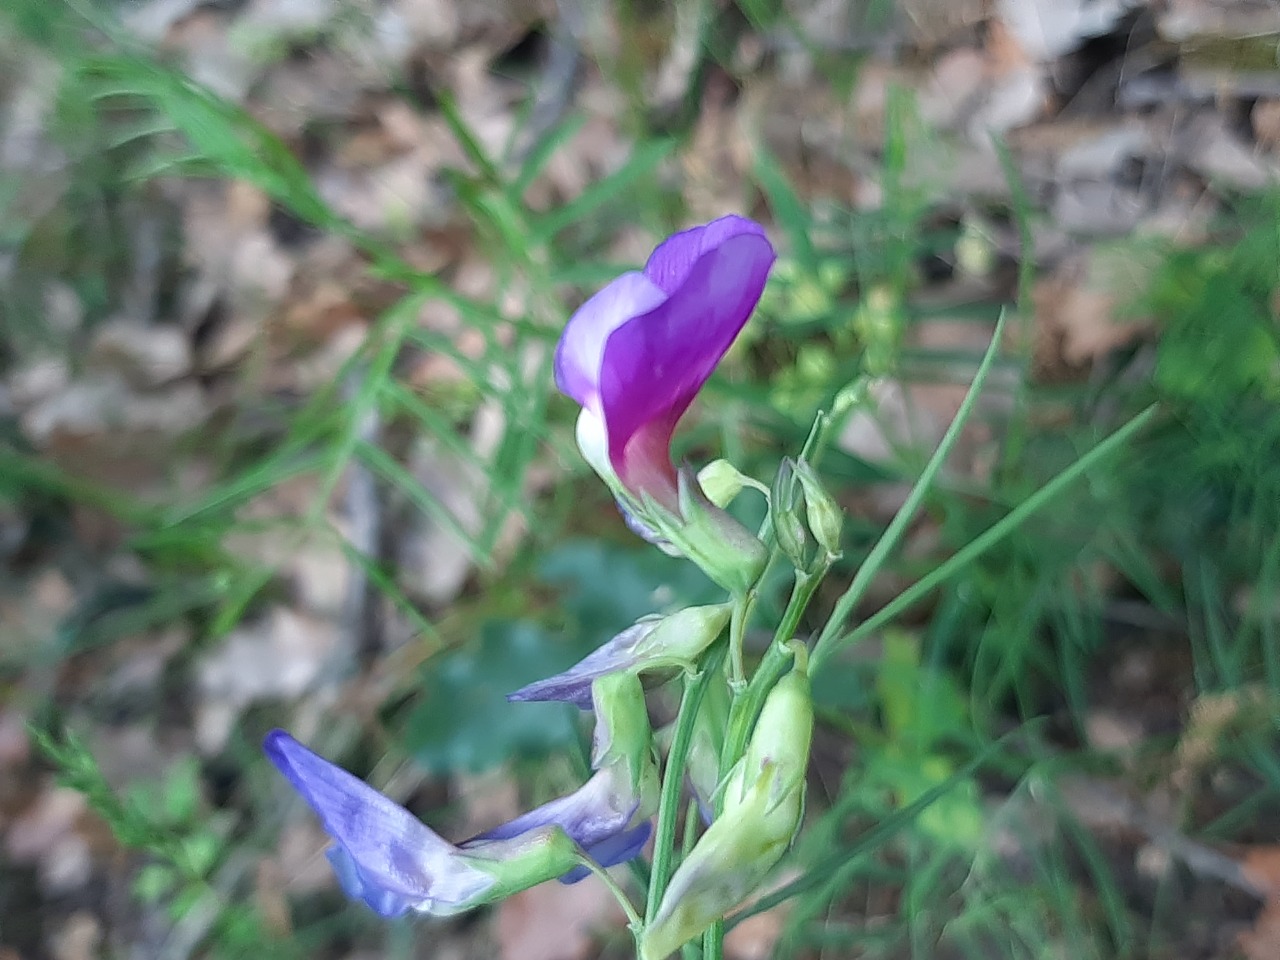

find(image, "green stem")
[703,921,725,960]
[575,853,642,931]
[811,311,1006,659]
[811,402,1158,669]
[645,643,727,926]
[727,591,754,688]
[719,566,826,780]
[699,569,825,960]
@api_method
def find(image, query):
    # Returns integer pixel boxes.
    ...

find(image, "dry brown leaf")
[1240,845,1280,899]
[195,605,344,752]
[49,911,101,960]
[494,875,624,960]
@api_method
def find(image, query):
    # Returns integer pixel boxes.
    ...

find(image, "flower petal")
[600,230,775,489]
[554,271,668,406]
[264,730,494,915]
[507,621,654,707]
[326,845,422,917]
[464,770,635,854]
[642,215,770,294]
[558,821,653,884]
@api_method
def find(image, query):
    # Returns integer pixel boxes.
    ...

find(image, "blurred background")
[3,0,1280,958]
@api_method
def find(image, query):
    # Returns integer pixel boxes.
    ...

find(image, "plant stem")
[720,566,825,779]
[812,402,1158,669]
[700,569,823,960]
[703,920,725,960]
[575,853,642,931]
[727,591,754,688]
[645,643,726,926]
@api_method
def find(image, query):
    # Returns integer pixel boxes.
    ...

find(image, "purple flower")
[264,675,657,918]
[263,730,493,918]
[555,215,776,509]
[265,731,650,917]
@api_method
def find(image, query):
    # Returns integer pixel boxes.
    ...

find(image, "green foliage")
[868,631,983,850]
[404,540,726,773]
[31,725,297,960]
[406,620,582,772]
[538,538,725,632]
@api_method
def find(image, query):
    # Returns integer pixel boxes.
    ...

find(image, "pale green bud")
[510,605,731,707]
[640,652,813,959]
[642,604,733,671]
[770,459,810,569]
[791,459,843,559]
[590,673,660,817]
[696,459,767,509]
[739,645,812,806]
[686,673,729,820]
[640,770,800,960]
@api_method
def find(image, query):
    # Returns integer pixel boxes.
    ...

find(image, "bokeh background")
[3,1,1280,958]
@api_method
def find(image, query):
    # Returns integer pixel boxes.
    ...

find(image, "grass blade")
[812,310,1007,664]
[817,404,1159,666]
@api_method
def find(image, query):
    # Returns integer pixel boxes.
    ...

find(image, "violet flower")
[265,675,657,917]
[556,215,775,509]
[555,215,776,592]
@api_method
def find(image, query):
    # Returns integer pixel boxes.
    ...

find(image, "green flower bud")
[770,459,810,569]
[697,459,766,509]
[590,672,660,819]
[641,652,813,959]
[791,459,843,559]
[510,605,732,707]
[686,673,730,820]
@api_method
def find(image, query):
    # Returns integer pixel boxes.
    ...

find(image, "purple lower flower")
[264,729,495,917]
[264,675,657,917]
[556,215,775,509]
[464,771,653,884]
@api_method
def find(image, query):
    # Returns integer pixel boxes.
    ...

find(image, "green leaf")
[822,403,1158,662]
[404,621,584,773]
[537,539,724,635]
[812,310,1009,665]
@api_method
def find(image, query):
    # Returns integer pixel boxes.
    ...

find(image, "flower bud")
[640,651,812,959]
[770,459,810,569]
[791,459,843,559]
[589,673,660,815]
[686,674,729,822]
[697,459,766,509]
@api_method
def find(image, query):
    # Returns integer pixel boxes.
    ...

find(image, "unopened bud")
[697,459,765,509]
[770,459,810,569]
[791,459,842,558]
[640,650,813,959]
[510,605,732,708]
